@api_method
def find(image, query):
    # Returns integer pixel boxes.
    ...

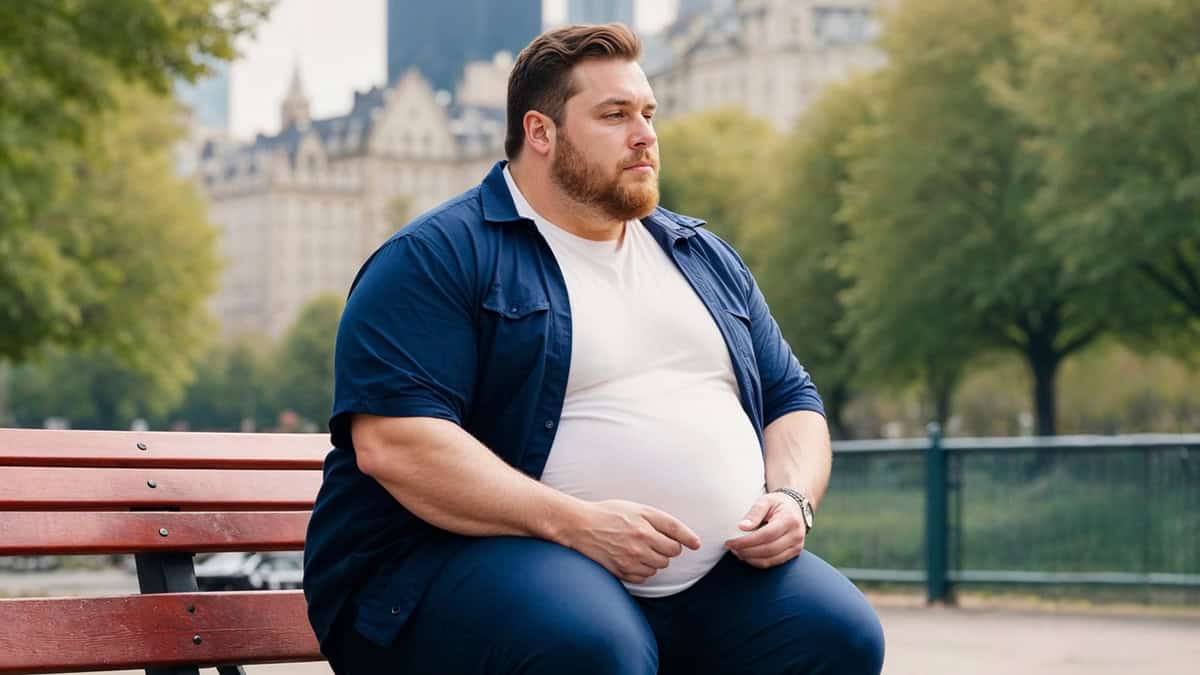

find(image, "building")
[175,58,231,132]
[677,0,735,20]
[567,0,635,26]
[174,58,232,176]
[386,0,541,95]
[650,0,884,130]
[199,65,506,338]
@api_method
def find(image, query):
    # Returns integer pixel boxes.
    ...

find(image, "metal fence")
[816,428,1200,603]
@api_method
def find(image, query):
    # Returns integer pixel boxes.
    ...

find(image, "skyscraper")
[175,57,231,132]
[677,0,733,19]
[567,0,635,27]
[387,0,542,94]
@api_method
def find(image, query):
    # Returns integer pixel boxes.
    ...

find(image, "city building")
[650,0,884,130]
[199,64,506,338]
[567,0,635,26]
[386,0,541,94]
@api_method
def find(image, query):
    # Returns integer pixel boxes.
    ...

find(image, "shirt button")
[544,420,555,430]
[390,605,401,615]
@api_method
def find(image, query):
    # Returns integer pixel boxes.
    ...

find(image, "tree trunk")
[825,383,852,441]
[1026,332,1060,437]
[1024,329,1062,476]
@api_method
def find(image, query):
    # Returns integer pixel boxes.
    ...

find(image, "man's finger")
[736,533,801,561]
[726,517,788,551]
[642,507,702,550]
[738,496,772,531]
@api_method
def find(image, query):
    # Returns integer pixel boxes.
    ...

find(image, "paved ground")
[5,570,1197,674]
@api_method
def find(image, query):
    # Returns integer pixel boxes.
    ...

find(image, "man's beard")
[550,131,660,221]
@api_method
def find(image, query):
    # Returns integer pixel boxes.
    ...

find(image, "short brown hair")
[505,23,642,159]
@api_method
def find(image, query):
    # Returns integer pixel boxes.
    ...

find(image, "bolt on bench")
[0,429,330,674]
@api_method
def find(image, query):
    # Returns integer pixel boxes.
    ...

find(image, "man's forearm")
[763,410,833,509]
[352,414,586,544]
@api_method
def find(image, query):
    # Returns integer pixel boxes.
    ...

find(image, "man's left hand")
[724,492,808,569]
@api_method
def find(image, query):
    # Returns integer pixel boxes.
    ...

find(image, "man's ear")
[523,111,556,158]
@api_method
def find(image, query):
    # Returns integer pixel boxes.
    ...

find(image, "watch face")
[802,503,814,530]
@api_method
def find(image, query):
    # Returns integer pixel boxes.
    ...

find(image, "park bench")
[0,428,329,674]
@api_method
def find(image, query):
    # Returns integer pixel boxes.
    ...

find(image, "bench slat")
[0,429,329,469]
[0,591,321,673]
[0,511,309,555]
[0,467,321,510]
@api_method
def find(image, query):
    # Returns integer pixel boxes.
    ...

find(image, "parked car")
[194,552,304,591]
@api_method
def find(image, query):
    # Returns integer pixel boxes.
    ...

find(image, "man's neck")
[507,161,626,242]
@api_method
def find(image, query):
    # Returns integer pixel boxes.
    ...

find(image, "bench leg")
[216,666,248,675]
[136,552,201,675]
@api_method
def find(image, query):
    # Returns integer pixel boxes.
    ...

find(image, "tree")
[0,0,269,362]
[657,108,781,256]
[753,75,877,438]
[272,295,344,429]
[839,0,1134,436]
[168,335,275,431]
[993,0,1200,344]
[9,348,183,430]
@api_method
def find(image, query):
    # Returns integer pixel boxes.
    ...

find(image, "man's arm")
[353,414,701,583]
[763,409,832,510]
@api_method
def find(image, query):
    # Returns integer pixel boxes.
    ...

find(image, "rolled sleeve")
[330,232,477,450]
[744,264,825,427]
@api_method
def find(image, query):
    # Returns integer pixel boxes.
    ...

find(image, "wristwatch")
[772,487,814,534]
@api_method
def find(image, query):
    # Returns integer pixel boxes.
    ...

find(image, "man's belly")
[538,387,765,597]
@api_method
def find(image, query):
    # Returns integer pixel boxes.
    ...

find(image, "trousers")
[326,536,884,675]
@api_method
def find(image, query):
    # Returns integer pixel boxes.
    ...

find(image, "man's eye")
[605,111,625,119]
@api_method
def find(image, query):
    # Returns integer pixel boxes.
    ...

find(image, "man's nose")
[631,115,656,149]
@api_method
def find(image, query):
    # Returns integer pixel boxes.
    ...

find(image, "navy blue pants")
[327,537,884,674]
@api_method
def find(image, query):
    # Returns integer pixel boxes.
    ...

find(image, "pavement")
[4,569,1197,674]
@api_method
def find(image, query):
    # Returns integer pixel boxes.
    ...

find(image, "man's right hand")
[558,499,702,584]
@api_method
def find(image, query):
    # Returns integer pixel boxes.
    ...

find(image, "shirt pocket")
[482,283,550,319]
[478,283,552,375]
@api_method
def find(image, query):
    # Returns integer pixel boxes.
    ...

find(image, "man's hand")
[724,492,808,569]
[560,500,702,583]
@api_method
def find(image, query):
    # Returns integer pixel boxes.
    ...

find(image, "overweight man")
[304,22,884,675]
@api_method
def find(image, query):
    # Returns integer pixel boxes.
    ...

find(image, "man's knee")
[535,612,658,675]
[818,606,885,674]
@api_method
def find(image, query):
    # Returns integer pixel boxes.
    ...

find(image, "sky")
[229,0,679,140]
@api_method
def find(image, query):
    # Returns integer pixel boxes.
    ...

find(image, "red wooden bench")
[0,429,329,674]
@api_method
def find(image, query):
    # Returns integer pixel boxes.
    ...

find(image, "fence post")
[925,421,950,604]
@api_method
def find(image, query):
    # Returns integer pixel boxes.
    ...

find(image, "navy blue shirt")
[304,161,824,649]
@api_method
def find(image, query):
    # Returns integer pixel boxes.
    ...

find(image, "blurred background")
[0,1,1197,672]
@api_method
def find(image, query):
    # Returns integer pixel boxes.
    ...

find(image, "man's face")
[550,58,660,221]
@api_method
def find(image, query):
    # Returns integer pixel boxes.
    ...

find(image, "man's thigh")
[641,551,884,675]
[329,536,658,675]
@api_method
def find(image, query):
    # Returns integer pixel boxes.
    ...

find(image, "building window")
[813,6,877,46]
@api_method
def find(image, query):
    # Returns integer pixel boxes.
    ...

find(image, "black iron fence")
[816,429,1200,603]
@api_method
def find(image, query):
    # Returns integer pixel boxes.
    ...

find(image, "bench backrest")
[0,429,330,674]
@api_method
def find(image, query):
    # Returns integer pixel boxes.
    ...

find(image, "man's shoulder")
[390,186,491,249]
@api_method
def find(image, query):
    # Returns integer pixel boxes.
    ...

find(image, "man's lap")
[327,536,882,675]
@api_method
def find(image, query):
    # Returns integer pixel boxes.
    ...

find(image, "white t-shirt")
[503,168,766,597]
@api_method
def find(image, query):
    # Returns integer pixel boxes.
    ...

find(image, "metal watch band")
[771,487,812,531]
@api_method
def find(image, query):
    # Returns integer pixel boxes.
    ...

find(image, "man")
[304,23,884,675]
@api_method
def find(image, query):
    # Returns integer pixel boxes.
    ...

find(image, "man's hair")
[505,23,642,159]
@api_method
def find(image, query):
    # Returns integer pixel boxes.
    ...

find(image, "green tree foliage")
[170,335,275,431]
[0,0,269,362]
[272,294,343,429]
[753,75,876,438]
[993,0,1200,340]
[657,108,780,254]
[839,0,1135,435]
[8,348,176,430]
